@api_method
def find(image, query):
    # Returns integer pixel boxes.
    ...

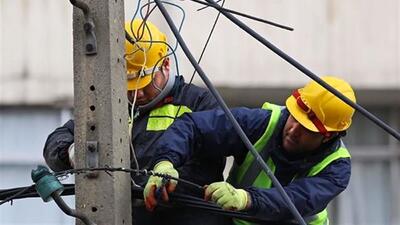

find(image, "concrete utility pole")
[72,0,132,225]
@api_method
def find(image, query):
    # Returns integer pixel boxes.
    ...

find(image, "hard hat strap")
[127,66,161,80]
[292,90,331,137]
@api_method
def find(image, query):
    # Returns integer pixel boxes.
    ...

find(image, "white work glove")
[68,143,75,168]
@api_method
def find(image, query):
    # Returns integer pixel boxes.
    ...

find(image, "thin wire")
[173,0,225,120]
[126,5,155,59]
[196,0,222,11]
[129,76,142,177]
[141,1,186,53]
[189,0,225,84]
[131,0,142,24]
[140,0,186,77]
[190,0,294,31]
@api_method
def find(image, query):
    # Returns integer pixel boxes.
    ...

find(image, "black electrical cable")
[0,185,35,206]
[0,183,282,224]
[201,0,400,142]
[190,0,293,31]
[52,192,96,225]
[0,184,75,201]
[167,192,281,223]
[196,0,221,11]
[0,167,204,204]
[154,1,308,225]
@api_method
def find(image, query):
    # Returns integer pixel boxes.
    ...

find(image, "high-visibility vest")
[146,104,192,131]
[228,102,351,225]
[128,104,192,133]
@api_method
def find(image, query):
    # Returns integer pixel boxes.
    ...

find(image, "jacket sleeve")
[153,107,270,167]
[43,120,75,172]
[245,158,351,221]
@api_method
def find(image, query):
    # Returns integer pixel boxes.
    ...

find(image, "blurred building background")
[1,0,399,225]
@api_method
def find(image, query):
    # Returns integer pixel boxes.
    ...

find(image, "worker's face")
[282,115,331,153]
[127,59,170,105]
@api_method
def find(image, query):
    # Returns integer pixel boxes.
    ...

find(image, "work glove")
[144,161,179,211]
[204,181,250,211]
[68,143,75,168]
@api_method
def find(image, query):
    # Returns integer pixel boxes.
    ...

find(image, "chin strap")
[137,73,176,113]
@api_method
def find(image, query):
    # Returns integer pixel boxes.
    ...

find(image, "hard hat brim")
[127,75,152,91]
[286,95,320,133]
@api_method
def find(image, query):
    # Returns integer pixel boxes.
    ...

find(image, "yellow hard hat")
[286,76,356,136]
[125,19,168,90]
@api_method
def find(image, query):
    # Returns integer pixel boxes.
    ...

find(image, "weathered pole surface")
[72,0,131,224]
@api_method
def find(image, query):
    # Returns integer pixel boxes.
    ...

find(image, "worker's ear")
[162,57,170,70]
[322,132,339,143]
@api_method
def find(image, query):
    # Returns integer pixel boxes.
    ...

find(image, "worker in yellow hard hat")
[124,19,172,108]
[43,18,228,225]
[144,76,356,225]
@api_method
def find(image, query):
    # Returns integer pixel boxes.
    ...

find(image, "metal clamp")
[70,0,97,55]
[86,141,99,178]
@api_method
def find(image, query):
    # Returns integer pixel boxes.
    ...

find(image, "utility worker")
[144,76,356,225]
[43,19,227,225]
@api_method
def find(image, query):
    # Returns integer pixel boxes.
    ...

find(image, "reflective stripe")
[229,102,350,225]
[233,219,253,225]
[309,209,328,225]
[146,104,192,131]
[307,145,350,176]
[231,102,282,185]
[305,144,350,225]
[231,102,281,225]
[252,157,275,188]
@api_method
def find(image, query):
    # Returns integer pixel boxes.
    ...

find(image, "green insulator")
[31,165,64,202]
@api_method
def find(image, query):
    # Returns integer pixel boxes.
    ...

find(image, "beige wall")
[1,0,73,105]
[167,0,400,88]
[1,0,399,105]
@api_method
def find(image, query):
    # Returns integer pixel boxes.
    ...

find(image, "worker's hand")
[204,181,250,211]
[68,143,75,168]
[144,161,179,211]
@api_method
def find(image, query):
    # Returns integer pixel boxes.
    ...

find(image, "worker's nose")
[136,89,145,99]
[289,121,302,137]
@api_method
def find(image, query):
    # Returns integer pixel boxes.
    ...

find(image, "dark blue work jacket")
[43,76,228,225]
[152,106,351,224]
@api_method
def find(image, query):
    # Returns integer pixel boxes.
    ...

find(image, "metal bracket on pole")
[86,141,99,178]
[69,0,97,55]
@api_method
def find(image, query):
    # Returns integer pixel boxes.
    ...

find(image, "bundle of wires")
[0,167,283,224]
